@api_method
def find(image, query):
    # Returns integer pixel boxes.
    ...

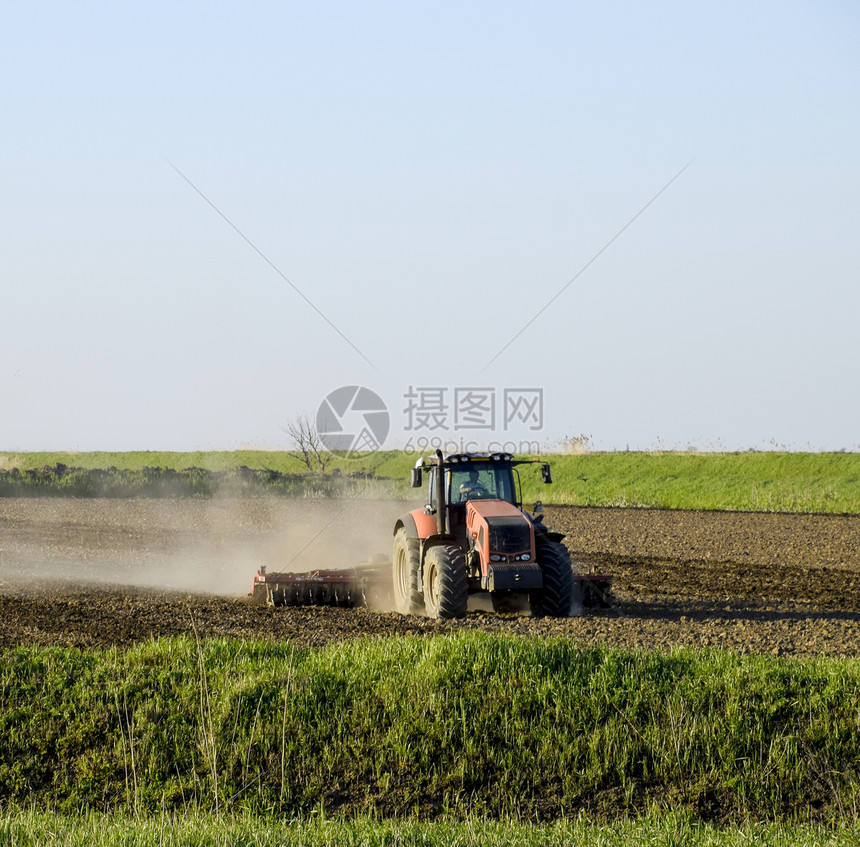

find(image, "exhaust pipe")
[435,448,446,535]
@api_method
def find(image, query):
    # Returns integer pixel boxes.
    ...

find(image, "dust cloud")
[0,497,421,598]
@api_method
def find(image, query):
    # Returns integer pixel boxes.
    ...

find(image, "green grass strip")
[0,809,857,846]
[2,634,860,823]
[536,452,860,513]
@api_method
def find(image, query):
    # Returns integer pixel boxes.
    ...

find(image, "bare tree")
[284,412,331,473]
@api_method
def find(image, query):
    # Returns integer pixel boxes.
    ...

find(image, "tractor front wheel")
[530,540,577,617]
[393,528,424,615]
[423,544,468,619]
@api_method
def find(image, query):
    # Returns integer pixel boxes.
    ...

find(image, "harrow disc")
[252,564,388,609]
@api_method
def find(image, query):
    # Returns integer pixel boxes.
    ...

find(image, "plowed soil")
[0,499,858,656]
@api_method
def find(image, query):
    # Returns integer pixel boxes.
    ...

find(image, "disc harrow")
[251,563,389,608]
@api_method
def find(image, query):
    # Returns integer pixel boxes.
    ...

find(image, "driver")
[459,468,489,501]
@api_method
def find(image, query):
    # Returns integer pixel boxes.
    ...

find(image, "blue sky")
[2,1,858,452]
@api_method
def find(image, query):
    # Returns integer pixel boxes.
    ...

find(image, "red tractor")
[393,450,597,618]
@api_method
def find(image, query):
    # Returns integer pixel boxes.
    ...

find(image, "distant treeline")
[0,463,405,499]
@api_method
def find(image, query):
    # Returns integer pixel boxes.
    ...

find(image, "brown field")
[0,498,858,656]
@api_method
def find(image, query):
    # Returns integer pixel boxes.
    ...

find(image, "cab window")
[449,465,516,504]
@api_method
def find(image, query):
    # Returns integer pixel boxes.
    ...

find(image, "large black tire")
[530,540,577,618]
[423,544,468,619]
[392,528,424,615]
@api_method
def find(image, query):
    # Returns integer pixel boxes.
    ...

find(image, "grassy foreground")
[2,634,860,824]
[1,450,858,512]
[1,809,857,846]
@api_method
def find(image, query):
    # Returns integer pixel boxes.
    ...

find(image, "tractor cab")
[409,451,553,558]
[413,451,549,524]
[427,455,519,510]
[424,454,521,547]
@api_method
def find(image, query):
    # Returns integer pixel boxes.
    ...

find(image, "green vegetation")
[523,451,860,513]
[0,450,324,474]
[1,809,857,846]
[0,464,403,499]
[1,450,858,512]
[2,634,860,824]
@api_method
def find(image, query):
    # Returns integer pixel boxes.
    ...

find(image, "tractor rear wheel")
[530,540,577,617]
[423,544,468,619]
[393,528,424,615]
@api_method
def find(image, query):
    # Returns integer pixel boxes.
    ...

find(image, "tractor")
[394,450,580,618]
[252,450,611,616]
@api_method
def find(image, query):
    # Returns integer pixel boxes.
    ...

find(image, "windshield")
[448,464,516,504]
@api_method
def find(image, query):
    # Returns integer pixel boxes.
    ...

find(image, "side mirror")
[541,464,552,484]
[410,468,422,488]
